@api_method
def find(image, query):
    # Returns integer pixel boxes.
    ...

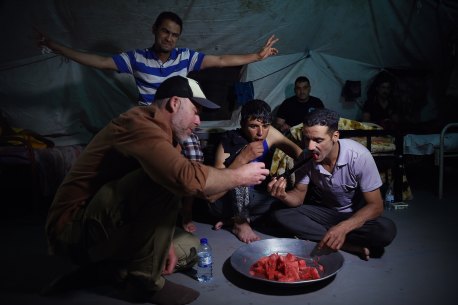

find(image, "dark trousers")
[272,204,397,250]
[209,187,282,224]
[54,168,198,291]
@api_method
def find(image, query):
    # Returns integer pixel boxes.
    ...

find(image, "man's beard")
[174,131,189,143]
[172,114,191,142]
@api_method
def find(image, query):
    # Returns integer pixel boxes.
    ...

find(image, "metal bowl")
[230,238,344,285]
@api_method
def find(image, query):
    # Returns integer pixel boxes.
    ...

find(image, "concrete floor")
[1,156,457,305]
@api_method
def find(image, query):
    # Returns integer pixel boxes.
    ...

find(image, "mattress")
[403,133,458,155]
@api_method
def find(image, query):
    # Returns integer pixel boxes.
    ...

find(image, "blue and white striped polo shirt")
[113,47,205,105]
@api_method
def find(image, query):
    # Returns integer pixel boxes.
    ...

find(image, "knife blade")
[276,153,313,179]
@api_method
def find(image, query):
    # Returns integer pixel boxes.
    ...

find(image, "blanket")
[270,118,412,201]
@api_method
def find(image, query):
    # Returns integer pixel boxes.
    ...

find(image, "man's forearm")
[48,41,116,70]
[203,167,243,196]
[341,203,383,232]
[278,188,304,208]
[203,54,260,69]
[203,163,268,198]
[218,54,260,67]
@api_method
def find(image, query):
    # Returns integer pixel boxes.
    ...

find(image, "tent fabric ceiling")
[1,0,455,67]
[1,0,457,145]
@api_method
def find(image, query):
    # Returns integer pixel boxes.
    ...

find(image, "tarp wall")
[1,0,457,145]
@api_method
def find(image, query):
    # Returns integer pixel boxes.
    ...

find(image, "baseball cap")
[155,76,220,109]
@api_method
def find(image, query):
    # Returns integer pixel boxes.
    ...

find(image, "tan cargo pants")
[53,168,199,292]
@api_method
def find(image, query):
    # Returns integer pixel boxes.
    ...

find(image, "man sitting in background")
[274,76,325,133]
[362,72,400,130]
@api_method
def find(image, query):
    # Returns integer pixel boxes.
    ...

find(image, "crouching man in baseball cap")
[44,76,269,304]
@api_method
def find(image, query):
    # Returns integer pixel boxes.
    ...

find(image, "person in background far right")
[362,72,400,130]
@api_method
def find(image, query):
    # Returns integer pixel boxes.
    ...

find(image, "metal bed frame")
[437,123,458,199]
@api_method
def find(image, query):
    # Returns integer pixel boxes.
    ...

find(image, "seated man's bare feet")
[341,243,370,261]
[214,221,224,230]
[213,218,233,230]
[182,221,197,233]
[232,222,260,243]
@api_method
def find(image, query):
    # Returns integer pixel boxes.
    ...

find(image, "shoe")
[40,260,120,296]
[40,265,94,296]
[151,279,199,305]
[120,278,199,305]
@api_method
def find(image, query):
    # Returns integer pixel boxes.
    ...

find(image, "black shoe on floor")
[40,261,119,296]
[40,265,95,296]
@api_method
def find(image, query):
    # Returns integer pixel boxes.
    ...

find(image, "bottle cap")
[200,238,208,244]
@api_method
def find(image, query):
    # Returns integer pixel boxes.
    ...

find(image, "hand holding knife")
[275,151,313,179]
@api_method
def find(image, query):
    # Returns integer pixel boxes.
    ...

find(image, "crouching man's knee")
[172,227,200,271]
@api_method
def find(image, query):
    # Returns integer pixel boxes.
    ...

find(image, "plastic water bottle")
[196,238,213,282]
[384,184,395,210]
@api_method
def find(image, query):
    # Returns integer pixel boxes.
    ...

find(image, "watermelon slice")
[249,252,323,282]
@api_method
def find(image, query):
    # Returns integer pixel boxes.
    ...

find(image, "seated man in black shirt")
[208,99,303,243]
[274,76,325,133]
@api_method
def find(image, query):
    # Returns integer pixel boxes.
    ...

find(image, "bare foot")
[341,243,370,261]
[213,221,224,230]
[232,222,260,243]
[213,218,233,230]
[182,221,196,233]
